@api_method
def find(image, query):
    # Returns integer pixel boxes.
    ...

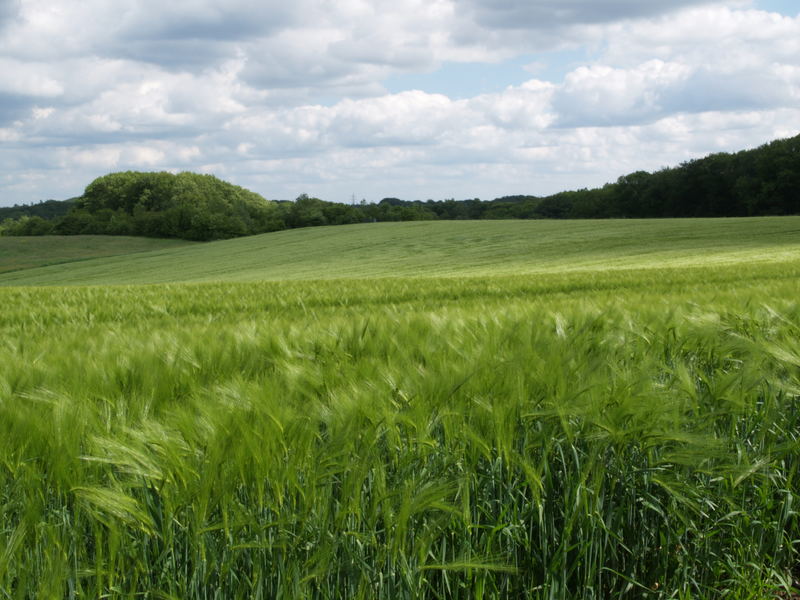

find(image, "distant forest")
[2,133,798,241]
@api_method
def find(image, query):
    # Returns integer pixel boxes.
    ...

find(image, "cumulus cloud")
[0,1,799,205]
[0,58,63,98]
[552,61,691,127]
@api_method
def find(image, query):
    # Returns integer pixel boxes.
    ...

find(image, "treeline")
[376,133,799,220]
[2,133,798,240]
[0,198,76,223]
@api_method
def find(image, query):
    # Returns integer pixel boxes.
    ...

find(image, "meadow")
[1,218,799,598]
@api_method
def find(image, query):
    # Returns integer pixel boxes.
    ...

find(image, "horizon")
[1,0,799,207]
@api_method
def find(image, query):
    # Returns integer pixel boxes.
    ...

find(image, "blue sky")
[384,50,590,98]
[0,0,799,205]
[757,0,797,15]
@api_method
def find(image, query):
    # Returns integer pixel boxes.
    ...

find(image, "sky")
[0,0,798,206]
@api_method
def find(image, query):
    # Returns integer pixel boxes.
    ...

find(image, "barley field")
[0,235,194,275]
[2,217,799,286]
[1,219,799,598]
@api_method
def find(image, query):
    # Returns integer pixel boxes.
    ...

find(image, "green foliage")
[0,198,75,222]
[51,171,278,241]
[0,215,55,236]
[0,252,799,597]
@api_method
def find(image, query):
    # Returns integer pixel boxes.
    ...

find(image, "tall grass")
[1,261,799,597]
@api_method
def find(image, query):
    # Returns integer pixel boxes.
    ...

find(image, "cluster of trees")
[0,199,77,235]
[1,172,281,241]
[0,198,75,222]
[2,134,798,241]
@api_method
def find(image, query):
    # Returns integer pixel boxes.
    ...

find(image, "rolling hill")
[0,235,194,275]
[0,216,798,286]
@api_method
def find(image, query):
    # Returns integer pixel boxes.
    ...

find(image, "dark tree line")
[0,199,76,222]
[2,134,798,240]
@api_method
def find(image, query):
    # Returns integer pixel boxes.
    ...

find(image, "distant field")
[1,216,798,285]
[2,218,799,598]
[0,235,194,274]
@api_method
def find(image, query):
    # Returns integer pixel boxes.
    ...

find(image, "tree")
[288,194,328,228]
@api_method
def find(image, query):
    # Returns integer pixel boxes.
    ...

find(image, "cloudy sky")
[1,0,798,206]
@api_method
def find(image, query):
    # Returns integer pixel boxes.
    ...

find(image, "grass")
[0,216,798,285]
[0,218,799,598]
[0,235,194,275]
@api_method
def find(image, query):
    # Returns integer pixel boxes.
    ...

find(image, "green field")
[1,218,799,598]
[1,216,798,286]
[0,235,194,275]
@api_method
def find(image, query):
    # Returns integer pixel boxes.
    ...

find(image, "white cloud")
[553,60,692,126]
[0,58,63,98]
[600,6,800,67]
[0,1,799,205]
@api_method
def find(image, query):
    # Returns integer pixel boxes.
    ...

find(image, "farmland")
[1,218,799,598]
[0,235,193,275]
[1,217,799,286]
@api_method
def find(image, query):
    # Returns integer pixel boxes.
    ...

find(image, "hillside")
[1,217,798,286]
[0,236,194,274]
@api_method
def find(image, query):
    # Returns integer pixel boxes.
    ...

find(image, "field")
[1,218,799,598]
[1,217,799,286]
[0,235,193,275]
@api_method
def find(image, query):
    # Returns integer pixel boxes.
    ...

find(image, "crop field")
[1,218,799,598]
[1,217,799,286]
[0,235,193,275]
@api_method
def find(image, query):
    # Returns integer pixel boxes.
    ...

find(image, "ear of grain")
[1,221,799,597]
